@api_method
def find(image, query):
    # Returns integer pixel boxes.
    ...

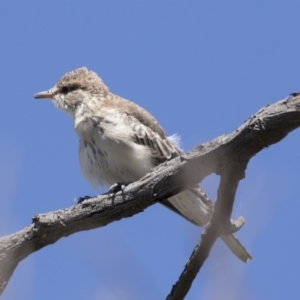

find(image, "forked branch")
[1,95,300,297]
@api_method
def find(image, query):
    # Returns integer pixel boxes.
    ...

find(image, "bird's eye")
[61,86,70,94]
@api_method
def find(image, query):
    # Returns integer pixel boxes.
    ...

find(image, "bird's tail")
[163,188,252,263]
[221,234,252,262]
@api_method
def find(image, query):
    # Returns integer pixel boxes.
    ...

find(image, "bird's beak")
[34,89,54,99]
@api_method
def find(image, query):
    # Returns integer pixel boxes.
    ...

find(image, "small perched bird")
[34,67,252,262]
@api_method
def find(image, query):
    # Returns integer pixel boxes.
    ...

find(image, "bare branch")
[1,95,300,296]
[166,161,246,300]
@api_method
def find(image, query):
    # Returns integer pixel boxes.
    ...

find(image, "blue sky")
[1,1,300,299]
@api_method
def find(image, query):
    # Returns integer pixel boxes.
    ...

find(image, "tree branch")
[166,161,247,300]
[1,95,300,296]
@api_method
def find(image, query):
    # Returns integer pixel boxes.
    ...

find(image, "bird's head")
[34,67,109,116]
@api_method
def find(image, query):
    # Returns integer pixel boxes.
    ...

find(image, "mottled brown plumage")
[34,67,252,262]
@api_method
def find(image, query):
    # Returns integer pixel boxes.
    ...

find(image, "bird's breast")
[75,113,154,189]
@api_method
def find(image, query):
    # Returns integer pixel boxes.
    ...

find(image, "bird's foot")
[75,195,93,204]
[108,182,132,194]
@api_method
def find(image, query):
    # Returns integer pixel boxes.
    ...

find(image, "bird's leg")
[108,182,132,194]
[75,182,132,205]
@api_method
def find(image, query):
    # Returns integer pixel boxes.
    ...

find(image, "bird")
[34,67,252,262]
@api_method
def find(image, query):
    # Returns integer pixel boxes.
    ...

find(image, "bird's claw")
[108,182,132,194]
[75,195,93,204]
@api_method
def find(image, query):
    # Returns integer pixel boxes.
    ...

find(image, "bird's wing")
[132,122,179,163]
[112,96,181,163]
